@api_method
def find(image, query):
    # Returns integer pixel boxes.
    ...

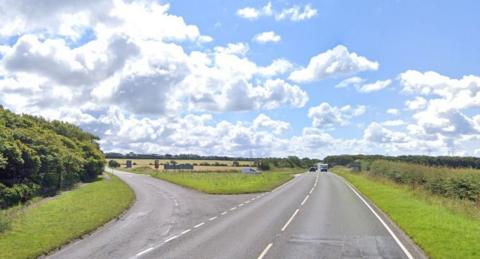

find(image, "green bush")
[364,160,480,203]
[0,107,105,208]
[108,160,120,168]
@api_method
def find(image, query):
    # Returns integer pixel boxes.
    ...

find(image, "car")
[309,167,317,172]
[318,163,328,172]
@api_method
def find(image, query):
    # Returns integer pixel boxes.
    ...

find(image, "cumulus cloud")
[253,31,281,44]
[253,114,290,135]
[289,45,379,83]
[386,108,400,116]
[335,76,365,88]
[2,34,139,86]
[308,102,366,129]
[364,122,409,143]
[237,2,317,22]
[357,79,392,93]
[398,70,480,151]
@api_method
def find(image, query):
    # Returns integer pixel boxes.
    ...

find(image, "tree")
[0,154,6,170]
[108,160,120,168]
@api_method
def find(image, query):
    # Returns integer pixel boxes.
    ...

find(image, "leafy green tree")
[108,160,120,168]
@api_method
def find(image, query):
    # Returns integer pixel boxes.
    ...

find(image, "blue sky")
[0,0,479,158]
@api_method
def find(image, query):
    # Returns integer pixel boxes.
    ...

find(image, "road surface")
[49,169,425,259]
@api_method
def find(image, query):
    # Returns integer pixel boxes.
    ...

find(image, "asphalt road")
[49,170,425,259]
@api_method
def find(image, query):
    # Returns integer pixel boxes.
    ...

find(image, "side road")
[48,168,258,259]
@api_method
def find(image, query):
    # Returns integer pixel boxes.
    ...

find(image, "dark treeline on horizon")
[105,152,258,161]
[324,154,480,169]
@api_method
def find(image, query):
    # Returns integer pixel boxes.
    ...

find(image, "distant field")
[333,167,480,259]
[131,167,301,194]
[109,158,255,172]
[0,174,134,259]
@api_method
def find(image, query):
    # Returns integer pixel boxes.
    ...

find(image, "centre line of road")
[301,195,309,206]
[338,176,414,259]
[194,222,205,228]
[181,229,191,235]
[136,247,154,257]
[257,243,273,259]
[281,208,300,232]
[238,203,244,207]
[164,235,178,243]
[221,211,228,215]
[209,216,218,221]
[230,207,237,211]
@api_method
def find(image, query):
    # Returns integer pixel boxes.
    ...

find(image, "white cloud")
[382,120,405,127]
[357,79,392,93]
[253,114,290,135]
[308,102,366,129]
[398,70,480,152]
[289,45,379,83]
[237,2,317,22]
[364,122,409,143]
[386,108,400,116]
[335,76,365,88]
[253,31,281,44]
[275,4,317,21]
[405,96,427,110]
[257,59,293,77]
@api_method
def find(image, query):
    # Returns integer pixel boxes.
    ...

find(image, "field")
[333,167,480,259]
[130,167,300,194]
[0,174,134,259]
[109,158,255,172]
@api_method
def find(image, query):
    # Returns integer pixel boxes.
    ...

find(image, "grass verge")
[333,167,480,259]
[0,173,134,259]
[133,167,300,194]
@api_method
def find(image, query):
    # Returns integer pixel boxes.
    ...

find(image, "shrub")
[108,160,120,168]
[364,160,480,203]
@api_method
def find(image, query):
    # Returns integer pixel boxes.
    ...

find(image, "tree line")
[256,156,321,170]
[0,107,105,208]
[323,154,480,169]
[105,152,256,162]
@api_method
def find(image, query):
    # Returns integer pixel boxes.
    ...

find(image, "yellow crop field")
[108,159,255,172]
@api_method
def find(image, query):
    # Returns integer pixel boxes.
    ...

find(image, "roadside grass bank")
[0,173,134,259]
[132,167,301,194]
[333,167,480,259]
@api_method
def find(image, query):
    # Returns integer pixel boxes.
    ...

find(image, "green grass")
[333,167,480,259]
[137,167,300,194]
[0,174,134,259]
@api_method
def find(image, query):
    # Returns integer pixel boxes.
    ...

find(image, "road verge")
[0,173,134,259]
[333,167,480,259]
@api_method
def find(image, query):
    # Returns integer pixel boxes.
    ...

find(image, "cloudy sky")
[0,0,479,158]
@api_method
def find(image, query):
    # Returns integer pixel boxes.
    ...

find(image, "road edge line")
[336,174,414,259]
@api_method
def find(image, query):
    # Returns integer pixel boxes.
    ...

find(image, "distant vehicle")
[318,163,328,172]
[241,167,259,174]
[309,167,317,172]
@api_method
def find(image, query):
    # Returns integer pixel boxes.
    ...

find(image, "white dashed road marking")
[257,243,273,259]
[194,222,205,228]
[281,208,300,232]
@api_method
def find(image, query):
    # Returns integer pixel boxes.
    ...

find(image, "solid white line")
[164,235,178,243]
[341,178,414,259]
[181,229,191,235]
[281,208,300,231]
[309,188,313,194]
[257,243,273,259]
[221,211,228,215]
[209,216,218,221]
[301,195,310,206]
[194,222,205,228]
[136,247,154,257]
